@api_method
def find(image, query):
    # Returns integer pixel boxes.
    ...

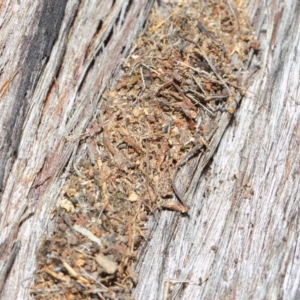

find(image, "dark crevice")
[96,19,103,33]
[67,2,80,32]
[104,27,114,47]
[142,18,148,30]
[95,45,104,59]
[115,0,134,29]
[77,59,96,94]
[120,45,126,54]
[115,11,121,28]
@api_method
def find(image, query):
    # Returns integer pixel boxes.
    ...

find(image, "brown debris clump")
[31,1,258,299]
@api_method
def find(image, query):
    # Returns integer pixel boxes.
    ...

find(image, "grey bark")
[133,0,300,299]
[0,0,153,298]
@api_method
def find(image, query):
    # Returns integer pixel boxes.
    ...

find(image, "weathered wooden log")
[134,0,300,299]
[1,0,300,299]
[0,1,154,298]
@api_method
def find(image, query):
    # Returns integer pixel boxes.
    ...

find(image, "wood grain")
[133,0,300,299]
[1,0,299,299]
[0,1,153,298]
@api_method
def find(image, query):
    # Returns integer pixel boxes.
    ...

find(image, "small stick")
[191,74,207,95]
[141,63,160,76]
[185,93,215,116]
[175,60,211,77]
[172,144,203,209]
[185,88,228,102]
[191,69,252,96]
[155,80,173,95]
[196,21,220,46]
[195,49,232,96]
[140,67,146,89]
[204,95,229,102]
[184,88,205,101]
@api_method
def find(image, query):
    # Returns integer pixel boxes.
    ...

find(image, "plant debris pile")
[31,1,258,299]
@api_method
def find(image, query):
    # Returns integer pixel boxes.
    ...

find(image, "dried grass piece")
[95,254,118,274]
[73,225,102,246]
[62,261,90,284]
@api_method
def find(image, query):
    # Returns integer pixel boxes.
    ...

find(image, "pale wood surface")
[0,1,154,298]
[0,0,299,299]
[133,0,300,299]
